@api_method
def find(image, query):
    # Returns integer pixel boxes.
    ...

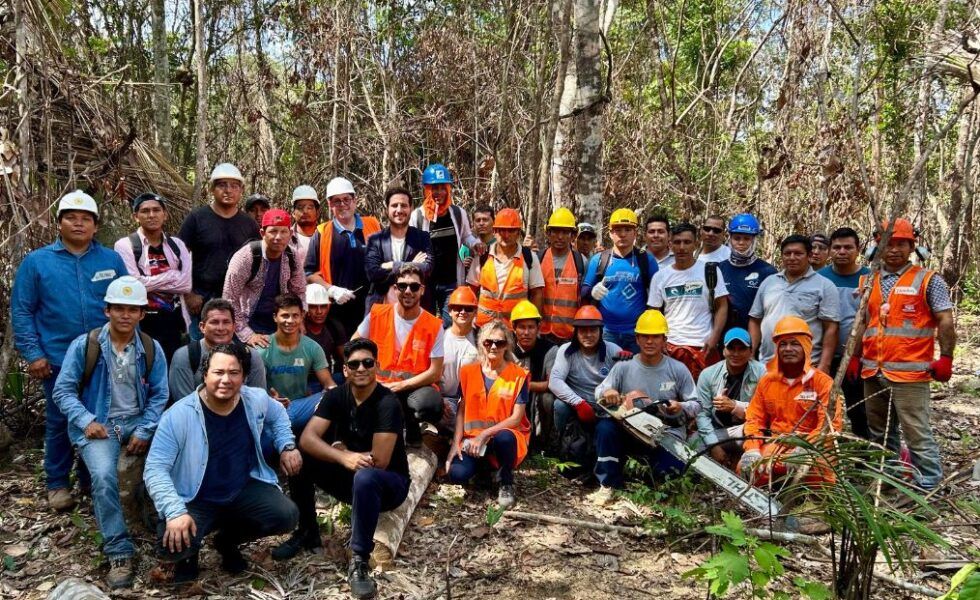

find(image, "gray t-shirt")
[549,341,621,406]
[108,341,140,419]
[168,340,267,401]
[749,268,840,364]
[595,355,699,440]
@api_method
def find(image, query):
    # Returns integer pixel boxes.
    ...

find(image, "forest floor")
[1,320,979,600]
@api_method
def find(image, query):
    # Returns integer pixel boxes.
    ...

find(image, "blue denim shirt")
[51,324,168,446]
[11,239,127,365]
[695,359,767,445]
[144,386,294,521]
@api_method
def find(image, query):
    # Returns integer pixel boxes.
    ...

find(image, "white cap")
[57,190,99,219]
[292,185,319,206]
[209,163,244,185]
[104,276,148,306]
[305,283,331,305]
[325,177,355,198]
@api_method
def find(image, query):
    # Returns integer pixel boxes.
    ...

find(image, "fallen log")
[503,510,656,537]
[372,446,437,566]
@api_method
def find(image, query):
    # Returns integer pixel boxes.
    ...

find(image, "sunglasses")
[449,305,476,313]
[482,339,508,349]
[702,226,724,234]
[395,282,422,292]
[346,358,376,371]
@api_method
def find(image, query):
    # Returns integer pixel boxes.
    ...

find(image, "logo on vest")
[901,303,916,314]
[893,286,917,296]
[556,277,577,286]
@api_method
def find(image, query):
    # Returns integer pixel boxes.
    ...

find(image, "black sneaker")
[271,529,322,561]
[348,555,377,599]
[172,554,200,584]
[214,534,248,575]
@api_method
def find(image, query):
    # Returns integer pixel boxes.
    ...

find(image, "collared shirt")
[464,243,545,290]
[113,228,193,307]
[303,215,372,292]
[878,263,952,313]
[749,267,840,364]
[108,339,140,419]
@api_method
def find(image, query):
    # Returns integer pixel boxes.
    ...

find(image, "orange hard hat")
[572,305,603,327]
[493,208,523,229]
[772,316,812,340]
[448,286,478,307]
[878,218,916,242]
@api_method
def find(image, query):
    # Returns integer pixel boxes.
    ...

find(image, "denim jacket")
[143,386,294,521]
[52,324,168,446]
[695,359,767,445]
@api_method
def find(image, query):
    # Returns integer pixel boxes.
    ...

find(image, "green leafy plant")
[485,504,505,527]
[938,563,979,600]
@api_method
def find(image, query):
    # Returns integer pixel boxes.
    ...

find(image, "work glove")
[613,350,633,362]
[591,280,609,301]
[574,401,597,425]
[737,450,762,476]
[930,355,953,382]
[327,285,356,305]
[845,356,861,382]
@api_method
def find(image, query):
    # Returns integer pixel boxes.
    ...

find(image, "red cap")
[261,208,292,228]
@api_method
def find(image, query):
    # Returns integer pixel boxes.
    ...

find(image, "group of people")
[10,161,957,598]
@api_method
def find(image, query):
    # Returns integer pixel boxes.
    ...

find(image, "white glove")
[327,285,355,305]
[737,450,762,475]
[591,280,610,301]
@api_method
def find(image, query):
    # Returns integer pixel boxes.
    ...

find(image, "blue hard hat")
[729,213,761,235]
[422,163,453,186]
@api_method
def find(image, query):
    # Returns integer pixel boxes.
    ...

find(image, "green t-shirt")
[258,335,328,401]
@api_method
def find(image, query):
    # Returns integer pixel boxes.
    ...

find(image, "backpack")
[80,329,156,392]
[557,417,595,475]
[245,240,296,286]
[594,249,651,295]
[187,337,251,375]
[128,232,183,276]
[704,261,719,313]
[479,245,535,273]
[538,248,586,285]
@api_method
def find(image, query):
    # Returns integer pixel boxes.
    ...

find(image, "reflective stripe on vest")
[540,249,580,340]
[458,361,531,464]
[861,358,932,372]
[315,216,382,285]
[476,249,528,326]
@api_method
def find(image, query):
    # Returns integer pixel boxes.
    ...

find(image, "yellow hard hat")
[635,309,668,335]
[609,208,638,228]
[510,300,542,323]
[547,207,577,230]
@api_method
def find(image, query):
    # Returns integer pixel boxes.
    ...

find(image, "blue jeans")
[594,416,624,488]
[432,283,456,328]
[261,393,320,456]
[187,313,203,342]
[602,330,639,354]
[448,429,519,485]
[77,416,141,559]
[44,367,89,490]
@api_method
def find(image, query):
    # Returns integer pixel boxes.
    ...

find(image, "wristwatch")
[282,443,297,452]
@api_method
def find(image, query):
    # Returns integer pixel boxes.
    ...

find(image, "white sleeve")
[355,313,371,337]
[430,326,446,359]
[714,267,729,297]
[647,271,664,307]
[528,252,545,289]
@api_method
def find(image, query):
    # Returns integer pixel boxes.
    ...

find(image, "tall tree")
[191,0,208,203]
[151,0,172,157]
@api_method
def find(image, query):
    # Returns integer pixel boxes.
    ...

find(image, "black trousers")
[141,307,187,364]
[831,355,870,439]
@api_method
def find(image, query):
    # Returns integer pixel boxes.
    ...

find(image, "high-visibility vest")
[860,266,937,382]
[315,216,382,285]
[476,250,528,327]
[458,361,530,465]
[367,303,443,385]
[539,249,581,340]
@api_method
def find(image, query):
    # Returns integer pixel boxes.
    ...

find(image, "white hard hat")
[57,190,99,219]
[208,162,244,185]
[325,177,355,198]
[104,276,148,306]
[305,283,331,305]
[292,185,319,206]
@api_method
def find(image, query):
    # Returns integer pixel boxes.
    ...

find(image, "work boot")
[348,555,377,599]
[214,533,247,575]
[106,557,135,589]
[271,529,322,560]
[497,484,516,509]
[48,488,75,512]
[172,554,200,584]
[588,485,616,506]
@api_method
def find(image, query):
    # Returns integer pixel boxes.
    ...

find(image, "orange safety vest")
[315,216,382,285]
[476,250,528,327]
[860,266,937,382]
[367,303,443,385]
[458,361,531,465]
[539,249,580,340]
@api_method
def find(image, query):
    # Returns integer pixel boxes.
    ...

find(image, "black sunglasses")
[395,282,422,292]
[702,226,724,234]
[346,358,376,371]
[449,305,476,313]
[482,339,508,349]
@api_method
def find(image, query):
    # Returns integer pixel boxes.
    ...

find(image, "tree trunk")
[251,0,277,188]
[912,0,952,210]
[191,0,209,204]
[941,97,976,296]
[151,0,171,157]
[571,0,605,228]
[537,0,574,216]
[550,21,579,211]
[371,447,437,565]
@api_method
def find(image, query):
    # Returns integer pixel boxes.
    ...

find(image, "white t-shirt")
[465,245,545,290]
[391,235,406,263]
[440,330,478,398]
[697,245,731,263]
[356,310,445,358]
[647,262,728,346]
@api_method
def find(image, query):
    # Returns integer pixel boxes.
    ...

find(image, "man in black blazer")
[364,187,434,308]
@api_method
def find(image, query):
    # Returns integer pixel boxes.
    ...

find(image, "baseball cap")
[261,208,292,228]
[578,222,596,236]
[723,328,751,347]
[245,194,271,211]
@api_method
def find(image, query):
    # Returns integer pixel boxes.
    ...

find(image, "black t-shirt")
[304,317,344,373]
[429,211,459,285]
[196,399,256,504]
[178,206,260,299]
[513,338,556,382]
[314,383,409,478]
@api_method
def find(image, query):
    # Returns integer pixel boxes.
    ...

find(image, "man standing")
[853,219,955,491]
[366,187,433,307]
[818,227,870,438]
[647,222,728,382]
[510,301,559,449]
[12,190,127,511]
[115,192,192,361]
[178,163,260,340]
[291,185,320,256]
[749,234,840,373]
[354,265,444,445]
[409,164,483,319]
[273,339,410,600]
[169,299,267,401]
[467,208,545,327]
[223,209,306,347]
[305,177,381,342]
[244,194,271,225]
[539,208,586,343]
[145,343,301,584]
[576,222,598,258]
[809,233,831,270]
[698,215,731,262]
[439,287,480,431]
[581,208,658,353]
[52,277,168,588]
[718,213,777,331]
[644,214,674,268]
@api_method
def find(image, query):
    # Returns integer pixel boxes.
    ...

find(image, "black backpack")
[245,240,297,285]
[128,232,183,275]
[479,245,535,272]
[80,329,156,392]
[593,249,651,301]
[704,261,719,313]
[187,337,251,375]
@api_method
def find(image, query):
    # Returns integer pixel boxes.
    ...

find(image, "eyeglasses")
[482,339,508,349]
[346,358,376,371]
[329,197,354,206]
[214,181,242,190]
[702,226,724,234]
[395,282,422,293]
[449,305,475,313]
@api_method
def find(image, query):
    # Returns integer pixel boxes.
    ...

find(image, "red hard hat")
[448,286,478,307]
[493,208,523,229]
[572,305,603,327]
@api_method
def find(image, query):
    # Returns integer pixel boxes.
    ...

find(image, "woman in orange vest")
[448,320,530,509]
